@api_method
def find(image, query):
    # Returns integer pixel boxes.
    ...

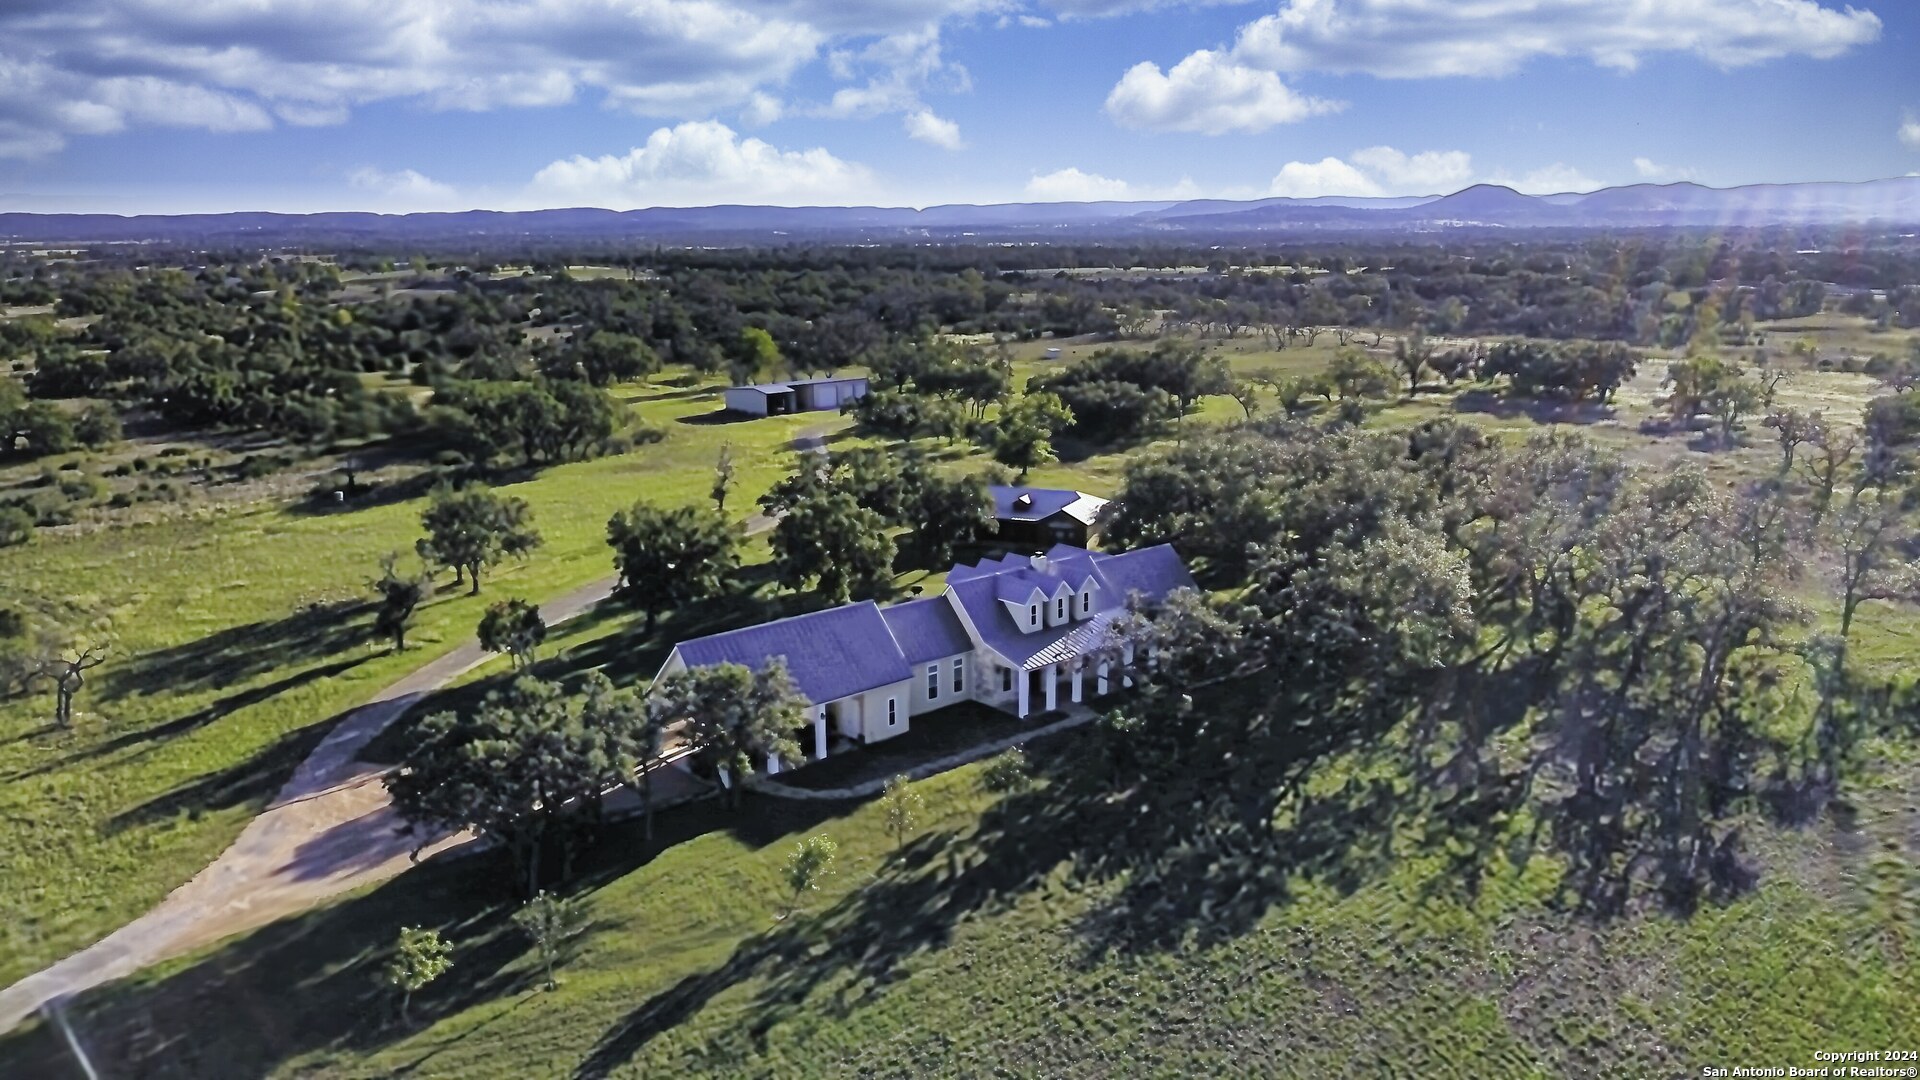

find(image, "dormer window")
[1078,588,1092,616]
[1028,603,1040,628]
[1055,597,1067,622]
[1014,492,1033,510]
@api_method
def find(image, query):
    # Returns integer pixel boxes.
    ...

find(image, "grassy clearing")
[0,379,843,988]
[5,711,1916,1078]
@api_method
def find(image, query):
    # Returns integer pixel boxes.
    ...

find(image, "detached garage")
[722,376,870,417]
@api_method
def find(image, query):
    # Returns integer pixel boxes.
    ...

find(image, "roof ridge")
[677,597,883,645]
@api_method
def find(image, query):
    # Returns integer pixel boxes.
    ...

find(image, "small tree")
[880,774,924,853]
[652,659,806,809]
[513,890,591,992]
[577,671,670,844]
[478,598,547,669]
[979,747,1034,794]
[782,834,837,917]
[0,505,33,548]
[417,484,542,595]
[370,553,430,651]
[386,926,453,1025]
[711,441,736,513]
[32,642,107,729]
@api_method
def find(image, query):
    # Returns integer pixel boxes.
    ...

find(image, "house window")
[888,698,899,727]
[1055,597,1067,621]
[952,657,964,693]
[1028,603,1040,628]
[1079,589,1091,615]
[1000,666,1013,692]
[927,663,939,700]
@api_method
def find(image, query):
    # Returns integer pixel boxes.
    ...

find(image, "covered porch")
[980,643,1137,719]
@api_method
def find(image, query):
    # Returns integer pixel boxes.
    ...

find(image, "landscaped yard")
[0,378,846,989]
[3,700,1916,1078]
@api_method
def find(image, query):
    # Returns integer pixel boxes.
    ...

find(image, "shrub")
[0,505,33,547]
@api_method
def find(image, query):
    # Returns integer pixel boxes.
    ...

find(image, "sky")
[1,0,1917,215]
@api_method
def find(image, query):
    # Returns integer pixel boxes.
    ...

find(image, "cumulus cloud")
[1110,0,1879,140]
[1348,146,1472,191]
[1105,49,1340,134]
[1233,0,1882,78]
[1267,157,1382,198]
[741,92,785,127]
[1025,167,1134,201]
[1901,114,1920,149]
[1259,145,1477,198]
[528,120,874,207]
[1632,156,1698,181]
[349,167,462,211]
[0,0,1003,158]
[904,109,964,149]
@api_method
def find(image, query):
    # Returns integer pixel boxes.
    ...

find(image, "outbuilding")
[721,375,870,417]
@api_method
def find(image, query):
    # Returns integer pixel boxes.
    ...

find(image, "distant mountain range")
[4,177,1917,245]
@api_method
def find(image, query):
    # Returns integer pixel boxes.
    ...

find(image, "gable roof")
[671,601,911,704]
[988,486,1108,525]
[739,382,794,394]
[947,543,1194,671]
[879,597,973,664]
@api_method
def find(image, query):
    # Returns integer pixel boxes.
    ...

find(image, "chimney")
[1029,554,1050,574]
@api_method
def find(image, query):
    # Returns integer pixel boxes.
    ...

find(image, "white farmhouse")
[652,543,1194,769]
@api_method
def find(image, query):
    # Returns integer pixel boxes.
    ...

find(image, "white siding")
[908,652,973,715]
[723,387,770,415]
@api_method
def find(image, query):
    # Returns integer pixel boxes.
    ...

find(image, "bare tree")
[33,644,107,728]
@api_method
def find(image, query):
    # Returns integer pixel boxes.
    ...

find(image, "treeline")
[1095,406,1915,917]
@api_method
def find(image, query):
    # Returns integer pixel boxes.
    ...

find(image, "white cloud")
[741,92,785,127]
[1349,145,1472,191]
[528,120,874,207]
[0,0,1010,158]
[1633,156,1698,181]
[349,167,462,211]
[1025,167,1133,201]
[1267,157,1382,198]
[1901,114,1920,150]
[1233,0,1882,78]
[904,109,964,149]
[1105,49,1340,134]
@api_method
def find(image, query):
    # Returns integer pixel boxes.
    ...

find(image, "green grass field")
[0,380,843,989]
[3,711,1915,1078]
[6,328,1920,1076]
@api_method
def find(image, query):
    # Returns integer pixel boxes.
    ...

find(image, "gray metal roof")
[671,601,911,704]
[988,486,1108,525]
[879,597,973,664]
[949,543,1194,670]
[739,383,794,394]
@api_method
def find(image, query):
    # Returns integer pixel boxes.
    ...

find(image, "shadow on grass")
[0,795,841,1079]
[673,409,757,426]
[1453,389,1617,425]
[3,655,373,785]
[101,714,340,835]
[99,602,373,701]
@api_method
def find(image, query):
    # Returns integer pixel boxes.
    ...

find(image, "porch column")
[1121,643,1135,688]
[767,754,782,775]
[1043,663,1058,712]
[813,706,828,760]
[1096,660,1109,696]
[1016,668,1030,718]
[1070,662,1083,703]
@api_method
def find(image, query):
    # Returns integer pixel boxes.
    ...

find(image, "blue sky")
[2,0,1916,214]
